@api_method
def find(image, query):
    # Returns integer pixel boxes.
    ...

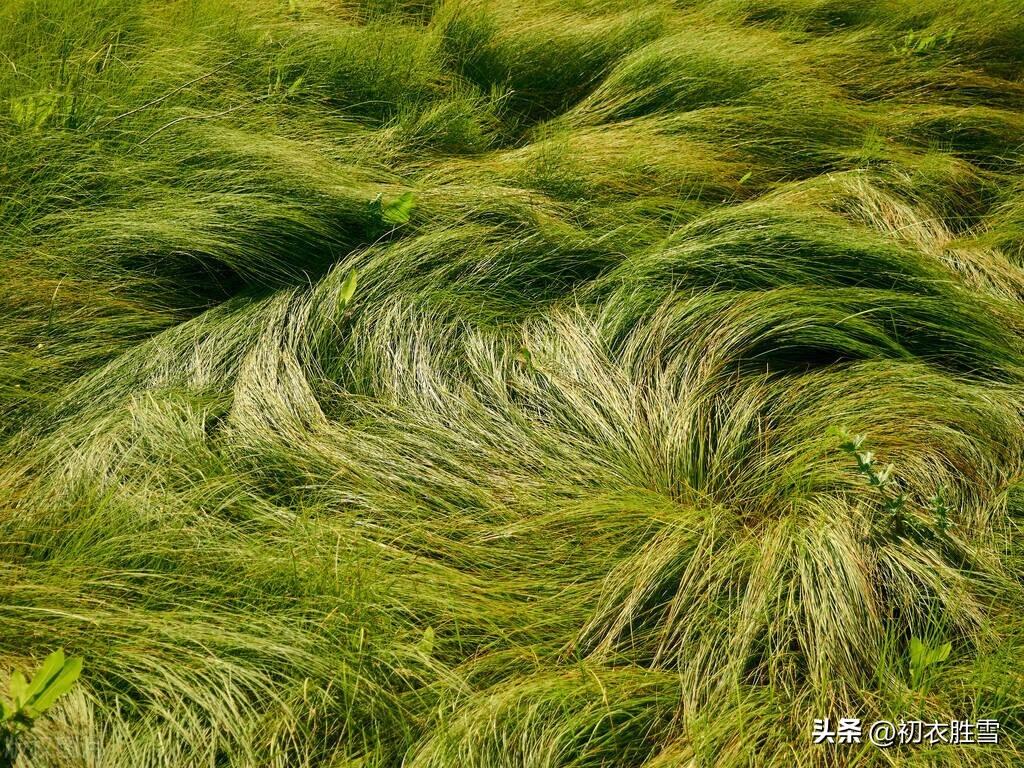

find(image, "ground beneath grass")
[2,1,1024,766]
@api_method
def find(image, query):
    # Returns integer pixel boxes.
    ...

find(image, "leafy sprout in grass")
[1,649,83,761]
[909,637,952,690]
[338,268,358,308]
[381,191,416,226]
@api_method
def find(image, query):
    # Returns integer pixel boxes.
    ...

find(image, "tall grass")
[2,0,1024,765]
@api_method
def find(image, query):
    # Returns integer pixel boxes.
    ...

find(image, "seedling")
[894,28,955,56]
[909,637,951,689]
[367,192,416,240]
[338,268,358,309]
[928,487,953,535]
[837,429,906,538]
[835,429,954,541]
[1,650,83,731]
[381,191,415,226]
[9,92,59,131]
[1,649,82,761]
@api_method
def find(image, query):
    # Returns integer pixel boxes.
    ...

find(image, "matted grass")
[2,0,1024,765]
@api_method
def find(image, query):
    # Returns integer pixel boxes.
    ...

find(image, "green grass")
[2,0,1024,765]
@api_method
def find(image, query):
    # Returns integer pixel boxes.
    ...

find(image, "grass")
[1,0,1024,765]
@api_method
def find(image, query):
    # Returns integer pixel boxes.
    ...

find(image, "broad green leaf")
[0,698,12,721]
[338,269,358,307]
[909,637,951,688]
[922,641,951,666]
[24,650,64,704]
[29,657,82,714]
[9,670,27,708]
[418,626,435,656]
[381,191,415,225]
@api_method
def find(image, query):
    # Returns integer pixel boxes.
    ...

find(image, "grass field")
[1,0,1024,765]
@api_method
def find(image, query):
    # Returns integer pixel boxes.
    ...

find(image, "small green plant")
[338,268,358,308]
[380,191,415,226]
[837,429,907,538]
[893,28,955,56]
[9,92,59,131]
[836,429,954,541]
[928,487,953,535]
[909,636,951,689]
[268,69,304,100]
[2,650,83,729]
[367,192,416,239]
[1,650,82,759]
[417,626,435,656]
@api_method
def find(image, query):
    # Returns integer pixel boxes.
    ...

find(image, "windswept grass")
[2,0,1024,766]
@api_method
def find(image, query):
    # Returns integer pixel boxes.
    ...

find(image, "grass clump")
[2,0,1024,766]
